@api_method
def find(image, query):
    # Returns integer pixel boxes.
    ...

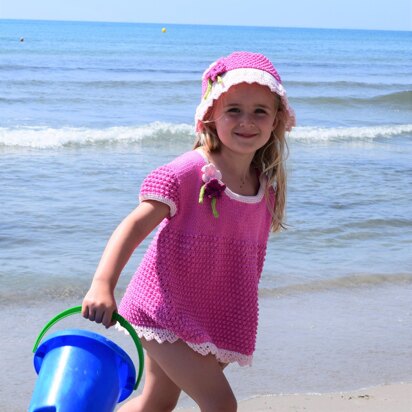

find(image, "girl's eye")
[227,107,240,114]
[255,108,268,115]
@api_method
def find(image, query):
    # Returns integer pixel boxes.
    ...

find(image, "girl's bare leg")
[118,352,181,412]
[138,339,237,412]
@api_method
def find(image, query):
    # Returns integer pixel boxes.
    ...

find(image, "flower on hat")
[199,164,226,218]
[203,60,226,100]
[205,60,227,83]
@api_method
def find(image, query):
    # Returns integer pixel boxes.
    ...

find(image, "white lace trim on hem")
[115,324,252,367]
[139,194,177,217]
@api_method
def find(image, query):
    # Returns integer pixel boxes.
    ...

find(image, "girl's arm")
[82,200,169,328]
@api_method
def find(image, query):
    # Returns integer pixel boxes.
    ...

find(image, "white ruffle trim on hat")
[195,67,295,132]
[115,323,253,366]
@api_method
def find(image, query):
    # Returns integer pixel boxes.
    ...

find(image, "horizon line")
[1,17,410,33]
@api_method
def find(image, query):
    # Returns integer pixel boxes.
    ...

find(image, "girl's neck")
[201,147,258,195]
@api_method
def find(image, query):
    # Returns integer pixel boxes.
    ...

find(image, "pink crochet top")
[118,150,274,366]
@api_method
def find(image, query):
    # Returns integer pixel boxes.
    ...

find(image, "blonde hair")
[193,98,289,232]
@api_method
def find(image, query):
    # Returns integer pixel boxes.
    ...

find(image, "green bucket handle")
[32,305,144,391]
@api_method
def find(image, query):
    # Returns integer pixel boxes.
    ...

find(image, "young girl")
[82,51,295,412]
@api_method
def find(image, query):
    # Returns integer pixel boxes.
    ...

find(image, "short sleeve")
[139,165,180,217]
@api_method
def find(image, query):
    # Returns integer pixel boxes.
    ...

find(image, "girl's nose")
[239,113,255,127]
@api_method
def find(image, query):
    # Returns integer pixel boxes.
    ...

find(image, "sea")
[0,19,411,410]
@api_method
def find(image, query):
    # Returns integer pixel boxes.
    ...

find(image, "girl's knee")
[203,392,237,412]
[158,397,179,412]
[118,394,179,412]
[219,396,237,412]
[142,393,179,412]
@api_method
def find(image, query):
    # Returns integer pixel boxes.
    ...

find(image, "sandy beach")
[177,383,412,411]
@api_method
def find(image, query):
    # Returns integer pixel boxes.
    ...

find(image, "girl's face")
[211,83,279,157]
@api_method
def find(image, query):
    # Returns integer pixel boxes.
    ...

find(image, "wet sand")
[177,383,412,411]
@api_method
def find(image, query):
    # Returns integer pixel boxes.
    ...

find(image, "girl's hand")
[82,279,117,328]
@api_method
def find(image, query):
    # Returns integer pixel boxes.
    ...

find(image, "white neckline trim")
[195,149,266,204]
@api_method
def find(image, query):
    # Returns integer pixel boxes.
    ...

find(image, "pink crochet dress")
[118,150,274,366]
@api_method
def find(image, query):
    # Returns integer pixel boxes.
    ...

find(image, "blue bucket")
[29,306,144,412]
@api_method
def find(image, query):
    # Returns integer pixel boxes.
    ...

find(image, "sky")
[1,0,411,31]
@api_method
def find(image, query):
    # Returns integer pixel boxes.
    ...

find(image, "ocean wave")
[2,272,410,305]
[288,80,412,89]
[0,123,411,148]
[259,273,412,297]
[0,64,200,75]
[0,79,198,90]
[0,276,114,306]
[371,90,412,104]
[293,90,412,106]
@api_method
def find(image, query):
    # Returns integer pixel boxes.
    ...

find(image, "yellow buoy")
[161,27,166,33]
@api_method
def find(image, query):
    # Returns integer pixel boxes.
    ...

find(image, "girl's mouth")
[235,132,257,139]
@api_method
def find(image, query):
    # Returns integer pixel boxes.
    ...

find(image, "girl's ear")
[272,96,282,130]
[272,115,279,130]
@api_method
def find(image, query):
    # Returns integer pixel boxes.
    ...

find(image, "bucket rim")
[32,328,136,403]
[32,306,144,390]
[33,328,135,372]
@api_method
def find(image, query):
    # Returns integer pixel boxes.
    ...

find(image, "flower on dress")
[199,164,226,218]
[201,163,222,183]
[204,178,226,199]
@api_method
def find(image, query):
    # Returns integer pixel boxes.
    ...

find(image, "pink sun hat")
[195,51,296,133]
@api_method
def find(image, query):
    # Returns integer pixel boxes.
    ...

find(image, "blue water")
[0,19,411,410]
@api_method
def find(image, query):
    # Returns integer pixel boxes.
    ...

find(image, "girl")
[82,51,295,412]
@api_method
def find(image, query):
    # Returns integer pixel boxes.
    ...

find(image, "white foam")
[0,122,194,148]
[1,123,411,148]
[290,124,412,142]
